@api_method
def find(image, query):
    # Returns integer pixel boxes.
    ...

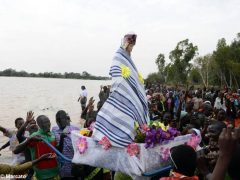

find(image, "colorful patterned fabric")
[52,125,79,178]
[93,47,150,147]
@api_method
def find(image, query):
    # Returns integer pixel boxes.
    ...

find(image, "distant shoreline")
[0,76,111,81]
[0,68,111,81]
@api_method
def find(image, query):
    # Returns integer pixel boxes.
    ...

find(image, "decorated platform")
[71,130,196,178]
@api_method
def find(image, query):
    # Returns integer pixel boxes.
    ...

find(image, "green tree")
[189,67,201,84]
[0,68,16,76]
[82,71,91,78]
[213,38,228,87]
[145,72,164,84]
[155,54,165,74]
[168,39,198,84]
[228,33,240,88]
[164,63,175,82]
[194,54,214,87]
[0,69,110,80]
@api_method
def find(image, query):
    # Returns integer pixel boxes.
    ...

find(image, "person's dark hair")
[190,114,201,129]
[211,87,215,93]
[81,86,86,90]
[103,86,108,92]
[56,110,70,122]
[162,112,172,125]
[36,115,48,126]
[170,144,197,176]
[15,117,24,126]
[210,121,227,134]
[203,103,213,117]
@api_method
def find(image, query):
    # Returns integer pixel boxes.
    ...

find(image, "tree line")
[146,33,240,89]
[0,68,110,80]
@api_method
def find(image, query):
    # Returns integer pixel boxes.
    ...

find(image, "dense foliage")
[147,33,240,89]
[0,69,110,80]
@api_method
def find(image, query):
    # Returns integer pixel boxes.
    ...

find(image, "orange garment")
[235,118,240,128]
[160,172,199,180]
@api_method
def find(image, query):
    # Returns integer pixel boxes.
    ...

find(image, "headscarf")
[121,33,137,50]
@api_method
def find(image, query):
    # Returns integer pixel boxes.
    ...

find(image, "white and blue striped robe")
[92,47,150,147]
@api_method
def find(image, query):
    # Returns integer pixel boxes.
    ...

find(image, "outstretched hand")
[39,153,56,161]
[218,127,240,158]
[26,111,35,124]
[210,127,240,180]
[87,97,95,107]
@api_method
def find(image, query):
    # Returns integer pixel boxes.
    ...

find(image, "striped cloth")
[92,47,150,147]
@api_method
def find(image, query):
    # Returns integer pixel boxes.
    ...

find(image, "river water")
[0,77,111,163]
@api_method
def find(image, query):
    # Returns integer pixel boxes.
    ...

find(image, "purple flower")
[161,131,173,141]
[144,130,155,148]
[143,123,181,148]
[155,128,163,144]
[167,127,180,137]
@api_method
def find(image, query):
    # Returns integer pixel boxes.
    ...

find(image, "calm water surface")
[0,77,111,163]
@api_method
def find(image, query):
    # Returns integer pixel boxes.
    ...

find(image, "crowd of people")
[144,83,240,180]
[0,83,239,180]
[0,85,112,180]
[0,33,240,179]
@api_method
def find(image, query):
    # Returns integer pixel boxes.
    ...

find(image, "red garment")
[234,118,240,128]
[160,172,199,180]
[29,139,58,169]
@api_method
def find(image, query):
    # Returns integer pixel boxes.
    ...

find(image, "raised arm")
[0,141,10,151]
[81,97,95,119]
[16,111,35,142]
[0,125,7,134]
[210,127,240,180]
[1,153,55,175]
[13,136,41,154]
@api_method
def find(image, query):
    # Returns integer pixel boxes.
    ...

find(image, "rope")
[41,139,72,162]
[41,138,172,177]
[142,165,172,177]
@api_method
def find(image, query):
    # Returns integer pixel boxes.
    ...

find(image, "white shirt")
[214,97,226,111]
[81,89,87,98]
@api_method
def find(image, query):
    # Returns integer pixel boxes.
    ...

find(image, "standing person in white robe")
[92,33,150,147]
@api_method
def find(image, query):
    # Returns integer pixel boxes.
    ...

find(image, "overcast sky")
[0,0,240,77]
